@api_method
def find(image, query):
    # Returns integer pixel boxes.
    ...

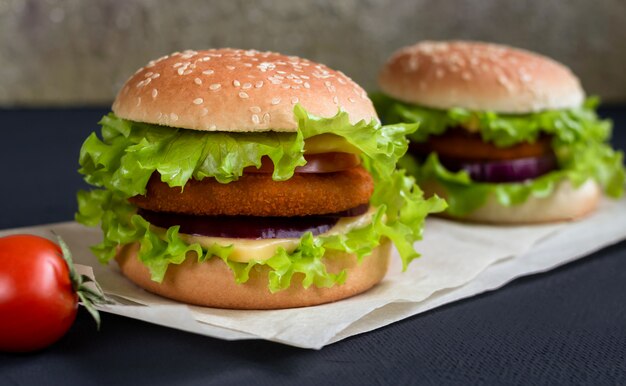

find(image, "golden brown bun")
[421,179,600,224]
[379,41,584,114]
[115,240,391,309]
[113,48,377,132]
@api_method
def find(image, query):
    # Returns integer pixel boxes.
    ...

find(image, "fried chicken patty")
[411,128,553,161]
[129,166,374,217]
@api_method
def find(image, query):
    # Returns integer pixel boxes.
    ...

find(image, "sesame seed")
[136,97,141,106]
[177,68,185,75]
[250,106,261,113]
[193,98,203,105]
[183,70,192,75]
[281,84,290,89]
[201,57,211,62]
[174,63,183,68]
[152,89,158,98]
[304,82,310,89]
[251,114,260,124]
[203,70,214,76]
[271,97,281,105]
[233,80,241,87]
[239,91,249,99]
[242,82,252,89]
[255,81,264,88]
[151,73,160,79]
[263,113,271,123]
[333,96,339,104]
[258,62,276,72]
[209,124,217,130]
[145,72,153,78]
[201,108,209,116]
[291,97,299,104]
[226,65,236,70]
[170,113,178,121]
[194,78,202,85]
[210,83,221,90]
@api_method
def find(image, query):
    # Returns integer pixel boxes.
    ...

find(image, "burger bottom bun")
[115,240,391,309]
[421,179,600,224]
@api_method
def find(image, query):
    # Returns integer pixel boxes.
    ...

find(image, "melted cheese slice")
[175,207,377,263]
[304,134,361,154]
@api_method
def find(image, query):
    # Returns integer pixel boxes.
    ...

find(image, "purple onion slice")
[439,154,558,183]
[138,204,369,239]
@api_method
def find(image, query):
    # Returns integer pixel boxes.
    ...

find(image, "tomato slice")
[244,152,361,174]
[411,128,553,161]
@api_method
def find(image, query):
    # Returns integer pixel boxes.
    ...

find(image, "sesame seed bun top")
[112,48,377,132]
[378,41,585,114]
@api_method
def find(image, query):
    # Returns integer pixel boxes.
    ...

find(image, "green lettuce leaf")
[371,93,611,147]
[77,106,446,292]
[79,105,419,198]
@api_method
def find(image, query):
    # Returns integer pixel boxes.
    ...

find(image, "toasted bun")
[115,240,391,309]
[379,41,585,113]
[113,48,377,132]
[421,179,600,224]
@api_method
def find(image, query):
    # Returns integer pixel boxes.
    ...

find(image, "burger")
[373,41,625,223]
[76,48,446,309]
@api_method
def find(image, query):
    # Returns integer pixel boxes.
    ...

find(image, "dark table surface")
[1,107,625,386]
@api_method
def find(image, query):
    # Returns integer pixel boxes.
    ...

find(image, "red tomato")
[0,235,78,352]
[244,152,361,174]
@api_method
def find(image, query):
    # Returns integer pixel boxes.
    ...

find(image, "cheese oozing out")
[163,206,377,263]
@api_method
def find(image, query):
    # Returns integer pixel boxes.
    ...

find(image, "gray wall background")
[1,0,625,106]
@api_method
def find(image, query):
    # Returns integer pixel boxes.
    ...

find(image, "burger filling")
[409,129,557,183]
[77,105,447,292]
[373,94,625,216]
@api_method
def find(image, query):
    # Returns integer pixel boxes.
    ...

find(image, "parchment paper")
[1,198,624,349]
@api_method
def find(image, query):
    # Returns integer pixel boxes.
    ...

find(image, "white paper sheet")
[1,198,624,349]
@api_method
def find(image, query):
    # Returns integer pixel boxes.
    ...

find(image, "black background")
[1,108,625,385]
